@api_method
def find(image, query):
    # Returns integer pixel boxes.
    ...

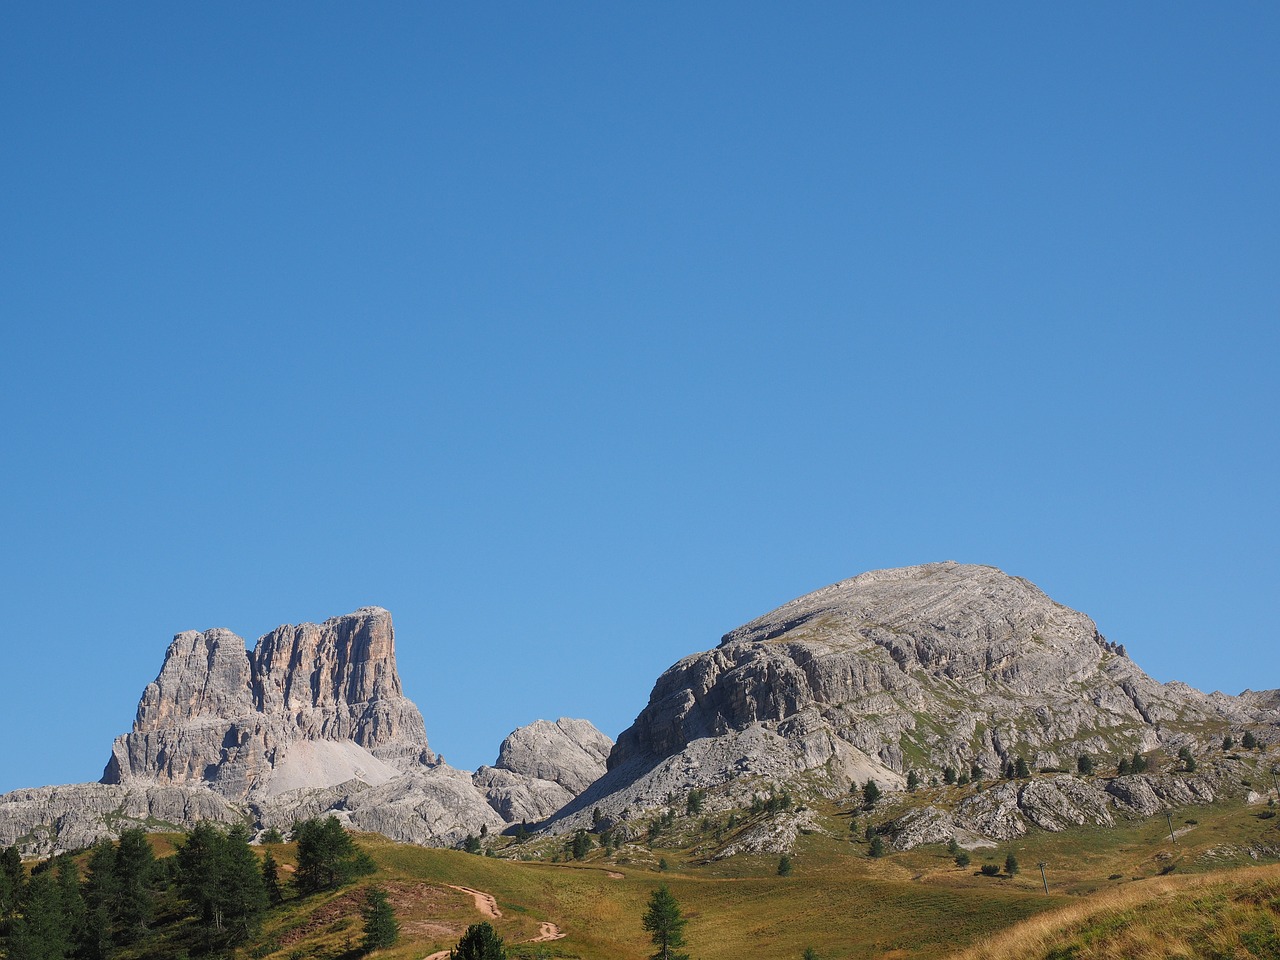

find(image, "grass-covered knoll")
[941,863,1280,960]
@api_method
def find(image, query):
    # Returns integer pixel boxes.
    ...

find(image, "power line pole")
[1166,810,1177,846]
[1038,861,1048,895]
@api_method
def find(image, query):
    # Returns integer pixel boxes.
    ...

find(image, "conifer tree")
[0,844,21,934]
[112,829,156,944]
[8,869,73,960]
[642,885,689,960]
[292,816,373,895]
[262,850,284,906]
[361,885,400,952]
[80,840,119,960]
[862,780,881,808]
[450,920,506,960]
[53,855,86,956]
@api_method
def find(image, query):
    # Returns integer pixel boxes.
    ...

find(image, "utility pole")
[1166,810,1177,845]
[1037,862,1049,895]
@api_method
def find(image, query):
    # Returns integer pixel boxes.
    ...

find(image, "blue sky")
[2,4,1276,795]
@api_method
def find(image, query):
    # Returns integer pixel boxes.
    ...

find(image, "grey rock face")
[495,719,612,794]
[102,607,434,797]
[473,718,613,824]
[0,783,240,857]
[579,562,1276,841]
[2,609,613,855]
[253,765,505,848]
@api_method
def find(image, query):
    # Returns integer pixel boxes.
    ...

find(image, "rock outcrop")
[554,562,1278,838]
[473,718,613,823]
[0,783,241,857]
[0,608,610,856]
[102,607,433,797]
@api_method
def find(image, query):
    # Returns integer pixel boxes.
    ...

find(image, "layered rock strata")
[102,607,433,797]
[557,562,1278,834]
[0,606,611,856]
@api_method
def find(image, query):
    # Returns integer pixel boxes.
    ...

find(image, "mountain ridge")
[2,562,1276,857]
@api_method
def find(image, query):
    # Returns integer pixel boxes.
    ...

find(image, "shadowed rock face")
[101,607,433,798]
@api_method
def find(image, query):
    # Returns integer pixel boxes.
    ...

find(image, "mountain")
[557,562,1278,847]
[102,607,433,796]
[0,608,609,856]
[2,563,1275,858]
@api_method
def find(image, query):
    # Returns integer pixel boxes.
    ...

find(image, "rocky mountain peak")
[102,607,433,798]
[571,562,1268,835]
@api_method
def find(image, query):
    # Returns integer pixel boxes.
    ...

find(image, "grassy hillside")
[27,759,1268,960]
[210,784,1280,960]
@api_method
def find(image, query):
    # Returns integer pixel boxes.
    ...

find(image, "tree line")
[0,815,396,959]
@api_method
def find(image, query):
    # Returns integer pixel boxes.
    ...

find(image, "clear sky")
[2,4,1276,796]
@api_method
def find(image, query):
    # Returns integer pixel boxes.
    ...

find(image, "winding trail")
[445,885,502,919]
[422,883,562,959]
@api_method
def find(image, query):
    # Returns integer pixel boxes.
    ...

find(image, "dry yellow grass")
[942,863,1280,960]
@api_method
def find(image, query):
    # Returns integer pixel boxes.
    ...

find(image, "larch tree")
[641,884,689,960]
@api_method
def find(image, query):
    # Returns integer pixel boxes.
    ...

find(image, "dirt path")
[422,884,564,958]
[445,884,502,919]
[529,922,565,942]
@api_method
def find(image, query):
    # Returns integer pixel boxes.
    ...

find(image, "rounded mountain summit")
[562,561,1267,827]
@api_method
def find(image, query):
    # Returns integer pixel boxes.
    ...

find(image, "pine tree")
[1014,757,1031,779]
[970,763,983,783]
[1223,735,1235,751]
[862,780,881,808]
[262,850,284,906]
[1077,755,1094,775]
[1005,852,1019,876]
[177,822,267,947]
[222,825,268,944]
[0,844,21,935]
[450,920,506,959]
[1117,756,1132,776]
[112,829,156,944]
[869,835,886,858]
[642,885,689,960]
[361,886,400,952]
[955,850,971,868]
[906,770,920,792]
[53,855,86,956]
[777,854,792,876]
[293,817,373,895]
[81,840,119,959]
[8,869,73,960]
[1243,731,1258,750]
[571,829,592,860]
[943,766,957,785]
